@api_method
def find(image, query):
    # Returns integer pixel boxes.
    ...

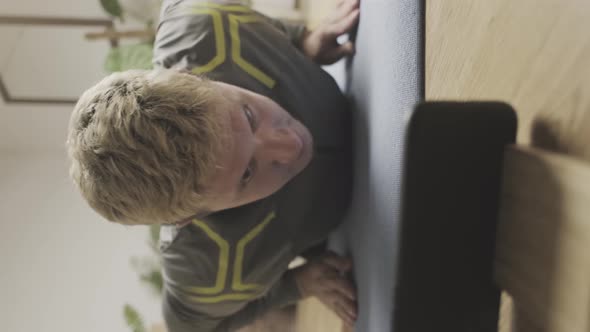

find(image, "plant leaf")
[149,224,161,253]
[104,43,153,73]
[100,0,124,18]
[123,304,146,332]
[140,270,164,295]
[104,47,122,73]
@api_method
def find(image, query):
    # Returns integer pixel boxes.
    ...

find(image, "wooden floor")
[427,1,590,331]
[237,305,297,332]
[147,301,343,332]
[236,299,345,332]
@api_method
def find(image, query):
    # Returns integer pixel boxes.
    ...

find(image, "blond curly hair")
[67,69,225,225]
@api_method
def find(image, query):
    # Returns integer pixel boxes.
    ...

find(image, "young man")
[67,0,360,330]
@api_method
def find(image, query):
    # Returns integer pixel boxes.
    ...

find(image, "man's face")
[201,81,314,213]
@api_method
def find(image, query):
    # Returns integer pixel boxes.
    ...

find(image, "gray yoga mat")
[327,0,425,331]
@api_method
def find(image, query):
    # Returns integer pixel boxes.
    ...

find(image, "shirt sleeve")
[162,269,301,332]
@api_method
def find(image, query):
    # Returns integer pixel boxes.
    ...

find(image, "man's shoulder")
[159,213,271,319]
[159,199,289,279]
[158,202,275,268]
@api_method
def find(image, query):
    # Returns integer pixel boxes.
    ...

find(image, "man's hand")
[293,251,358,326]
[301,0,360,65]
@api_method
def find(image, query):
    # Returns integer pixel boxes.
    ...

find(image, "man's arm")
[260,0,360,65]
[299,0,360,65]
[162,252,358,331]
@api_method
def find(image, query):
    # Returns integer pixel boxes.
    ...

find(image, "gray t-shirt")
[153,1,353,331]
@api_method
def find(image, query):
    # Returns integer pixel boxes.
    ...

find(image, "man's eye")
[243,105,256,130]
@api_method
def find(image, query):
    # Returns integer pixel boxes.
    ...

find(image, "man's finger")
[331,0,360,24]
[337,295,358,322]
[335,302,356,327]
[321,252,353,273]
[325,274,357,300]
[319,42,355,66]
[328,8,360,37]
[335,41,355,58]
[320,291,357,326]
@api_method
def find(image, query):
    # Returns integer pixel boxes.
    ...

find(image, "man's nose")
[258,127,302,166]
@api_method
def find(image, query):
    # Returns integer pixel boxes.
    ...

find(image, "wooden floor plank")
[295,298,345,332]
[426,0,590,162]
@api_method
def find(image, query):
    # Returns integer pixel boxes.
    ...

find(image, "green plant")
[98,0,159,73]
[104,43,154,73]
[123,304,146,332]
[100,0,125,20]
[130,224,164,296]
[123,225,163,332]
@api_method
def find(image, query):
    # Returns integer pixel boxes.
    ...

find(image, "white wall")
[1,1,164,331]
[0,151,164,332]
[0,0,157,152]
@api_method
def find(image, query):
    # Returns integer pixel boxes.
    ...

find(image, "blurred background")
[0,1,339,331]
